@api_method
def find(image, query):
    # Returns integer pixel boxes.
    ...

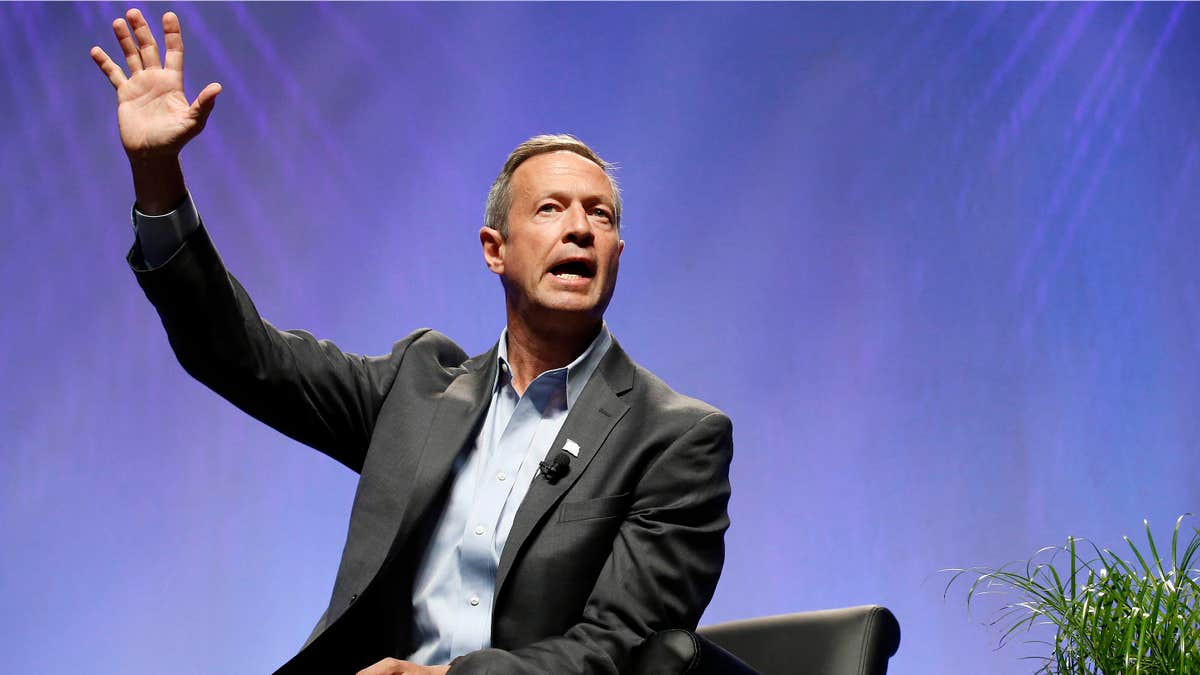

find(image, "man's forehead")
[513,151,613,198]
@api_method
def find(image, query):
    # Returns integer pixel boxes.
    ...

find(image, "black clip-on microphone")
[538,451,572,484]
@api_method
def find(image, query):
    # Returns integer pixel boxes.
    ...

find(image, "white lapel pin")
[562,439,581,457]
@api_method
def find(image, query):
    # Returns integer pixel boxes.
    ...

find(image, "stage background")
[2,3,1198,673]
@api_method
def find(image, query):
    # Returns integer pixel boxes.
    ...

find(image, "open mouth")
[549,259,596,279]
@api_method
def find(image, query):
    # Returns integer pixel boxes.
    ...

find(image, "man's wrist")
[129,155,186,215]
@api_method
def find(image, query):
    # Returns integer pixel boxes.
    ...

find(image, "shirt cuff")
[131,192,200,268]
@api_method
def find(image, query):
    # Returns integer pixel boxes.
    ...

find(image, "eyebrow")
[535,190,614,205]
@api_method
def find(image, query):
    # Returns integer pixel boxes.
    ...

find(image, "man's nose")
[562,203,594,245]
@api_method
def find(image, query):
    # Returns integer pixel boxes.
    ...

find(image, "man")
[91,9,733,674]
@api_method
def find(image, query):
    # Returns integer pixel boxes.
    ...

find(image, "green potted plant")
[944,515,1200,673]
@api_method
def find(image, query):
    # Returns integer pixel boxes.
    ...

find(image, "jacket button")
[350,593,359,604]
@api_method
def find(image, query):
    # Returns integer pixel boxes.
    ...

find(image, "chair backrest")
[696,605,901,675]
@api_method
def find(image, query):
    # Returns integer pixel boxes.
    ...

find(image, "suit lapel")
[389,345,498,553]
[494,341,635,597]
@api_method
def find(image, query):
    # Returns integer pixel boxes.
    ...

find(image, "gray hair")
[485,134,622,237]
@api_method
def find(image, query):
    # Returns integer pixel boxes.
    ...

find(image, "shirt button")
[497,472,507,481]
[469,596,480,607]
[474,525,485,536]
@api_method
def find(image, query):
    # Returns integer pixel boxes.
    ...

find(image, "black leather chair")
[632,605,901,675]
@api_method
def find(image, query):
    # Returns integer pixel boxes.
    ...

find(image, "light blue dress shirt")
[131,194,614,665]
[408,326,611,665]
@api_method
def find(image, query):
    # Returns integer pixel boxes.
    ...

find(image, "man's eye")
[538,204,557,213]
[592,208,611,219]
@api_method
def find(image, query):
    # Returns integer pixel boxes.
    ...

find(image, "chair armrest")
[699,605,901,675]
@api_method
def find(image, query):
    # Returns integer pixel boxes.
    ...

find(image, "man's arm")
[453,411,734,675]
[93,9,415,470]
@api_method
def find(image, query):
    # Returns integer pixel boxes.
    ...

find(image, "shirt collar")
[495,323,613,409]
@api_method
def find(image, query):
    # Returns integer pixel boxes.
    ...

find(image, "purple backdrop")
[2,3,1198,673]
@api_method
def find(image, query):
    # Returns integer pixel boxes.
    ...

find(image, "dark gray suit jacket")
[130,225,733,674]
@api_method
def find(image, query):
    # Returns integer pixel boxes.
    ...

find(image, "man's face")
[483,150,624,326]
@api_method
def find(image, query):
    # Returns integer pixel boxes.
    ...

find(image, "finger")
[126,8,162,69]
[89,46,127,89]
[112,17,143,73]
[162,11,184,73]
[190,82,222,122]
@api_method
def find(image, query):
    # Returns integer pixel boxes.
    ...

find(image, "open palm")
[90,9,220,159]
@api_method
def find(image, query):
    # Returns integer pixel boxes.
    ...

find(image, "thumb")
[190,82,222,123]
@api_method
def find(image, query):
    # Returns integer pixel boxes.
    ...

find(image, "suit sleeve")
[450,411,734,674]
[129,223,422,472]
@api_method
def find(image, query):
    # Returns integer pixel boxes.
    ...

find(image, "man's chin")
[537,288,604,313]
[507,286,614,330]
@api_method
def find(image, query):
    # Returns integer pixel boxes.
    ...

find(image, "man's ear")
[480,226,505,274]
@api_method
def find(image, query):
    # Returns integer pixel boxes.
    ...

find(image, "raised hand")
[90,8,220,161]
